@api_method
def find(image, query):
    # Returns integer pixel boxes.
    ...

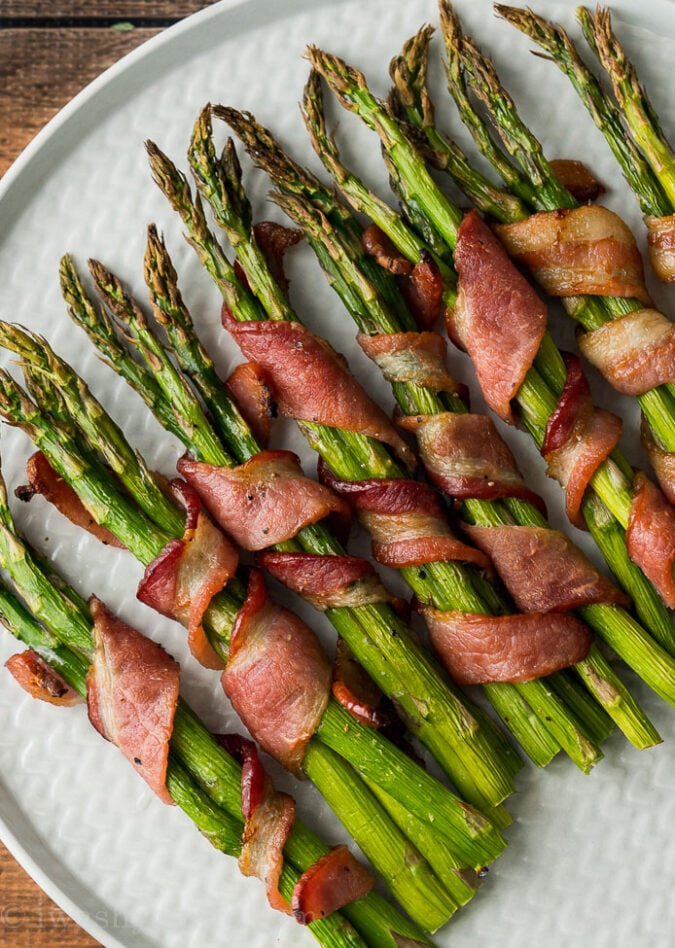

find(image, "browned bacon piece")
[292,845,376,925]
[494,205,651,302]
[319,466,489,575]
[644,213,675,283]
[462,524,630,613]
[626,474,675,609]
[252,221,304,295]
[399,412,545,513]
[137,481,238,670]
[577,308,675,397]
[549,159,605,204]
[357,330,464,396]
[177,450,350,552]
[221,307,414,467]
[221,570,332,777]
[257,551,391,611]
[418,606,592,685]
[15,452,124,548]
[86,597,180,805]
[331,638,389,728]
[362,222,412,275]
[449,209,548,424]
[5,650,82,706]
[226,361,274,446]
[542,355,623,529]
[218,733,296,916]
[641,417,675,505]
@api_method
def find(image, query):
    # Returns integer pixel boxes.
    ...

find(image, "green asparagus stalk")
[221,103,662,751]
[146,133,525,813]
[0,345,501,928]
[0,468,427,948]
[306,39,675,651]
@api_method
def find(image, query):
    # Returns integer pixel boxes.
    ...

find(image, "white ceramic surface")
[0,1,673,945]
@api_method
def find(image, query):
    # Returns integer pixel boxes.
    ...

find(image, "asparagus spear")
[306,38,675,648]
[0,467,425,948]
[146,134,525,812]
[221,103,662,751]
[0,343,497,929]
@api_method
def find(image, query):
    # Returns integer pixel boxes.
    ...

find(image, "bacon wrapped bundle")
[5,650,83,706]
[644,212,675,283]
[449,209,547,424]
[221,570,332,776]
[419,606,592,685]
[221,306,413,466]
[137,481,239,671]
[177,450,350,552]
[542,355,623,529]
[494,205,651,302]
[86,597,180,805]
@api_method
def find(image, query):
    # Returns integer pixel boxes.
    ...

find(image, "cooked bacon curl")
[292,846,376,925]
[549,159,605,204]
[644,212,675,283]
[5,650,82,706]
[626,474,675,608]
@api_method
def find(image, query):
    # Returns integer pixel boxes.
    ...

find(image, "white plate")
[0,1,674,946]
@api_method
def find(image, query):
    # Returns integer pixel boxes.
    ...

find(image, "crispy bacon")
[331,638,388,728]
[221,308,414,467]
[644,212,675,283]
[362,222,411,275]
[292,845,376,925]
[253,220,304,294]
[641,417,675,505]
[450,209,547,424]
[462,524,630,613]
[576,308,675,396]
[626,474,675,608]
[177,450,349,552]
[319,466,490,575]
[419,606,592,684]
[226,361,275,446]
[357,330,463,396]
[221,570,331,776]
[399,412,545,513]
[400,251,445,330]
[86,597,180,805]
[549,159,605,204]
[15,452,124,548]
[542,356,623,529]
[257,551,391,611]
[494,205,650,302]
[137,480,238,670]
[5,650,82,706]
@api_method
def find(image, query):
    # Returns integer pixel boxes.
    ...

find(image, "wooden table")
[0,5,218,942]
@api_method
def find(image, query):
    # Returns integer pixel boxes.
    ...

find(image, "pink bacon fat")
[626,474,675,609]
[137,480,239,671]
[86,597,180,805]
[576,308,675,397]
[319,464,490,574]
[257,551,392,612]
[449,209,548,424]
[221,306,414,467]
[494,205,651,302]
[462,524,630,614]
[221,570,332,777]
[542,355,623,530]
[645,212,675,283]
[419,606,592,685]
[16,451,124,548]
[6,650,82,706]
[177,450,350,552]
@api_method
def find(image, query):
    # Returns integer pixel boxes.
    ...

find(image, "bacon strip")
[626,474,675,609]
[137,481,238,670]
[362,222,411,275]
[549,159,605,204]
[462,524,630,613]
[5,650,82,706]
[419,606,592,685]
[86,597,180,805]
[292,846,376,925]
[331,638,388,728]
[645,212,675,283]
[494,205,650,302]
[450,209,547,424]
[542,356,623,529]
[15,452,124,548]
[226,361,275,447]
[577,308,675,396]
[257,551,391,611]
[221,307,414,467]
[357,330,463,396]
[177,450,349,552]
[399,412,545,513]
[641,417,675,505]
[320,466,489,574]
[221,570,332,776]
